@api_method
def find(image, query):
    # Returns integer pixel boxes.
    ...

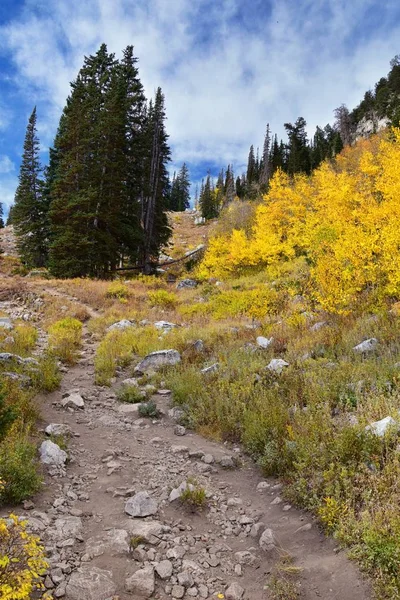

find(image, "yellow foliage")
[0,514,48,599]
[200,129,400,313]
[106,281,131,299]
[48,317,83,364]
[147,289,177,309]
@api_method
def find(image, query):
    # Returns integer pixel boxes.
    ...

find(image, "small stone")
[0,318,13,330]
[198,584,209,598]
[202,453,214,464]
[125,491,158,517]
[169,481,195,502]
[125,565,155,597]
[174,425,186,436]
[171,445,189,454]
[155,560,173,580]
[271,496,282,505]
[177,571,194,588]
[187,586,199,597]
[219,456,235,469]
[154,321,178,331]
[256,481,270,493]
[259,528,277,553]
[227,497,242,507]
[225,582,244,600]
[234,564,242,576]
[171,584,185,598]
[45,423,72,437]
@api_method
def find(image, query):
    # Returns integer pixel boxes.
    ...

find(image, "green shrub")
[179,482,207,512]
[0,434,42,504]
[138,400,160,418]
[117,384,146,404]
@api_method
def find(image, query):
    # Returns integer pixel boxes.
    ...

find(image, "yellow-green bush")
[94,327,160,385]
[0,324,38,357]
[0,513,48,599]
[48,317,83,364]
[106,281,131,299]
[147,289,177,309]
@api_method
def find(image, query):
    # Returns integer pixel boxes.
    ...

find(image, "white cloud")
[1,0,400,177]
[0,156,15,174]
[0,176,17,210]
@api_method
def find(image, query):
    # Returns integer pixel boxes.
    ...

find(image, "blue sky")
[0,0,400,213]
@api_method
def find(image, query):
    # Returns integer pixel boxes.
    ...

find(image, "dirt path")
[1,292,372,600]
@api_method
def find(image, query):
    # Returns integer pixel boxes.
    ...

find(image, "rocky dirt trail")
[1,290,372,600]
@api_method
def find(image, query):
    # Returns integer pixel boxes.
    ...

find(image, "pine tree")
[260,124,271,188]
[235,176,243,198]
[6,206,14,226]
[200,174,218,219]
[169,163,190,211]
[224,165,235,203]
[141,88,171,272]
[13,107,48,267]
[284,117,311,175]
[0,204,4,229]
[48,46,119,277]
[246,145,256,185]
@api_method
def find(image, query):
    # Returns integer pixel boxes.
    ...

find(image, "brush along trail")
[0,285,371,600]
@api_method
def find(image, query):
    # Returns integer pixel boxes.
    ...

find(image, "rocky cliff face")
[353,113,390,142]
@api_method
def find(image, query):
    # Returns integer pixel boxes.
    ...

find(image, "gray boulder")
[66,566,116,600]
[127,520,163,544]
[177,279,197,290]
[0,317,13,330]
[0,353,38,366]
[366,416,397,437]
[266,358,289,374]
[39,440,67,466]
[125,491,158,517]
[256,336,273,349]
[225,582,245,600]
[45,423,72,437]
[107,319,136,332]
[61,392,85,409]
[169,481,195,502]
[154,321,178,331]
[125,565,155,597]
[353,338,378,353]
[155,559,173,579]
[84,529,129,559]
[134,350,181,374]
[259,528,277,553]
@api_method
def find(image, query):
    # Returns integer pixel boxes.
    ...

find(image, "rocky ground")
[0,289,373,600]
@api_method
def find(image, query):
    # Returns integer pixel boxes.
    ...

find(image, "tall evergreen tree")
[169,163,191,211]
[260,123,271,189]
[224,165,235,203]
[0,204,4,229]
[246,145,256,185]
[199,174,218,219]
[141,88,171,272]
[13,107,48,267]
[284,117,311,175]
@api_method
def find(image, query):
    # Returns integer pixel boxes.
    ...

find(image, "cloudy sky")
[0,0,400,212]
